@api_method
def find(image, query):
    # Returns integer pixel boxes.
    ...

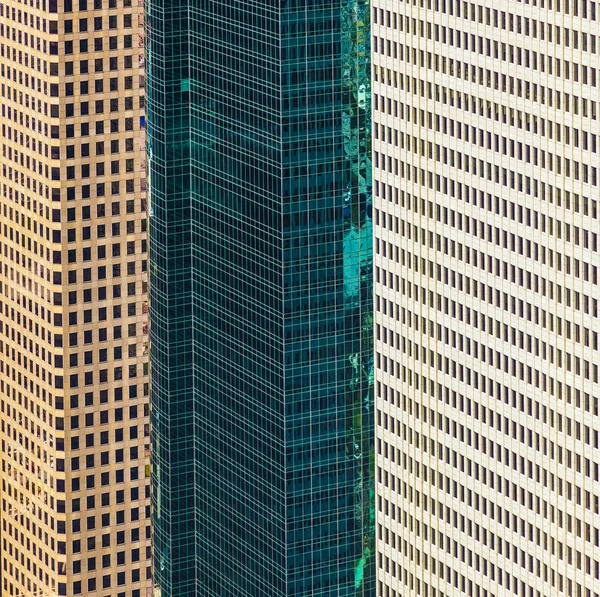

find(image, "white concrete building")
[373,1,600,596]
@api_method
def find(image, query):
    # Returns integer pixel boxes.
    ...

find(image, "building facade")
[147,0,374,595]
[0,0,151,594]
[374,1,600,596]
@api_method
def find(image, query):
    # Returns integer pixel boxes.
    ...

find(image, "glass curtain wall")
[147,0,373,594]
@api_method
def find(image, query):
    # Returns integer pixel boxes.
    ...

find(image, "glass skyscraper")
[146,0,373,595]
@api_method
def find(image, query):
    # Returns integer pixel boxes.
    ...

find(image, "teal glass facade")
[147,0,373,595]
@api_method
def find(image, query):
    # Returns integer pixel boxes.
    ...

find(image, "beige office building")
[0,0,150,594]
[374,1,600,596]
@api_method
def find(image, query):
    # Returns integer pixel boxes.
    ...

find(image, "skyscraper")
[0,0,151,594]
[147,0,374,595]
[374,1,600,596]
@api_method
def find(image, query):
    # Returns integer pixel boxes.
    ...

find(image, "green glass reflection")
[147,0,373,594]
